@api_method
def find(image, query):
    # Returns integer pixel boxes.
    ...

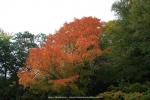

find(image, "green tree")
[0,30,47,99]
[35,33,47,47]
[0,32,13,79]
[12,31,38,68]
[106,0,150,83]
[11,31,47,99]
[0,31,21,100]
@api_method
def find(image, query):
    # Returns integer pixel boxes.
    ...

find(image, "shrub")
[128,83,147,93]
[98,91,124,100]
[124,92,143,100]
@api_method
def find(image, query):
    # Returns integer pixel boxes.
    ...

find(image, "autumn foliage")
[18,17,103,87]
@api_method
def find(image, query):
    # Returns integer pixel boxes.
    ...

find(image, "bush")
[124,92,143,100]
[141,95,150,100]
[141,89,150,100]
[98,91,124,100]
[108,83,148,93]
[128,83,147,93]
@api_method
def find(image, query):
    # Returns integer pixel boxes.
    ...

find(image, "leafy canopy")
[18,17,103,88]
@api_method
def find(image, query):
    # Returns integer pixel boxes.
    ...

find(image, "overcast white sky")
[0,0,116,34]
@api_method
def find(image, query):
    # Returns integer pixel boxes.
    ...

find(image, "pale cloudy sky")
[0,0,116,34]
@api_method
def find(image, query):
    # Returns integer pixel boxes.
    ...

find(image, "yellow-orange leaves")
[18,17,103,87]
[18,70,35,87]
[48,75,79,86]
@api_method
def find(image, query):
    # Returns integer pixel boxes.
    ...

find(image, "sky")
[0,0,116,34]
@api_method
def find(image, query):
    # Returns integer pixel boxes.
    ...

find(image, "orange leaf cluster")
[18,17,103,86]
[48,75,79,86]
[18,69,35,87]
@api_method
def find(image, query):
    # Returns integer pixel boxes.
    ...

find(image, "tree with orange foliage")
[18,17,103,89]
